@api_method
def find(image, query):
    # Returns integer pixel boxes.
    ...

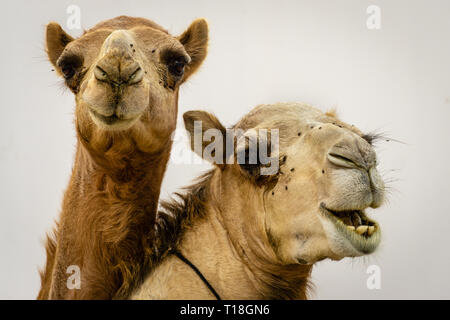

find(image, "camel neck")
[179,210,262,299]
[179,199,312,300]
[54,139,172,299]
[73,138,171,200]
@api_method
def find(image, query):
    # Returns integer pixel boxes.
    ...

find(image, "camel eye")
[161,49,189,79]
[61,64,75,79]
[168,59,186,78]
[57,54,83,80]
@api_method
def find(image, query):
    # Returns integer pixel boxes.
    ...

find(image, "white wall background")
[1,0,449,299]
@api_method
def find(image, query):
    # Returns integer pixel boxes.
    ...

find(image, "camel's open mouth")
[320,202,381,254]
[327,209,376,236]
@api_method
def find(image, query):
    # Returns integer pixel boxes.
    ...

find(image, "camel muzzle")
[94,30,144,87]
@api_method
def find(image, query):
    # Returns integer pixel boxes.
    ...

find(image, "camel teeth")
[367,226,375,236]
[347,226,355,231]
[356,226,368,235]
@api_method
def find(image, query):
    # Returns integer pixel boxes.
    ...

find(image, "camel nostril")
[128,66,144,84]
[94,63,143,86]
[369,167,385,208]
[94,66,109,82]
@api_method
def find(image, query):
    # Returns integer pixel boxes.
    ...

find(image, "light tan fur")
[132,102,385,300]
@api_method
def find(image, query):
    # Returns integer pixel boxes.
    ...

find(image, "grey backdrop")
[1,0,449,299]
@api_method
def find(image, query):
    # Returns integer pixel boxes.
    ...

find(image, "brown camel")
[37,16,208,299]
[131,102,385,299]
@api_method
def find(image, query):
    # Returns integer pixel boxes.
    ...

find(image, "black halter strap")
[171,249,222,300]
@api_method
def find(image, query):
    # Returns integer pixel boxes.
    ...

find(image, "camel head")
[183,103,385,266]
[46,16,208,153]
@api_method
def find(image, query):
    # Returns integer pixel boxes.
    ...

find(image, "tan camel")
[131,102,385,299]
[37,16,208,299]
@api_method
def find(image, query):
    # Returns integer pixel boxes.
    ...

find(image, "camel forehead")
[86,16,168,34]
[64,16,177,61]
[69,16,171,50]
[235,102,363,137]
[239,103,325,127]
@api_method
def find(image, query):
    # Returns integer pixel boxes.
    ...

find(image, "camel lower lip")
[320,203,381,254]
[89,108,135,126]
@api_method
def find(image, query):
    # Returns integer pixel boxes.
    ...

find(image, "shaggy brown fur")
[39,140,172,299]
[38,16,208,299]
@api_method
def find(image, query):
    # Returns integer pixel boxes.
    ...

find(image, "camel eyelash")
[361,132,387,145]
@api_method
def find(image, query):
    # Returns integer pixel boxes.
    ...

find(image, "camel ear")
[183,110,226,166]
[178,19,208,83]
[46,22,74,68]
